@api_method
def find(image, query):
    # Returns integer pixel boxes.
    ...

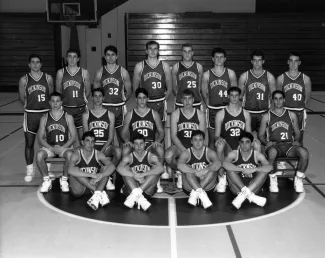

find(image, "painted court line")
[0,126,23,141]
[0,99,19,108]
[168,198,178,258]
[305,177,325,199]
[226,225,242,258]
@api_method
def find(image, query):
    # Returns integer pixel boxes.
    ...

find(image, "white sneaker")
[161,166,170,179]
[277,161,286,169]
[196,188,213,209]
[59,178,70,192]
[215,174,227,193]
[247,192,267,207]
[137,195,151,211]
[24,170,35,182]
[232,187,250,209]
[157,179,164,193]
[124,188,142,208]
[87,191,101,211]
[176,171,182,189]
[294,176,304,193]
[106,177,115,191]
[100,191,110,207]
[40,179,52,193]
[188,190,199,206]
[269,175,279,193]
[48,172,56,180]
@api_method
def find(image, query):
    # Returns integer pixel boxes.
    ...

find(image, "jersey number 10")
[55,134,65,142]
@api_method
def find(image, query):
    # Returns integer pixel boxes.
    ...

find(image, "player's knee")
[164,150,174,164]
[114,147,122,160]
[64,150,73,160]
[297,147,309,160]
[122,146,131,156]
[36,150,47,162]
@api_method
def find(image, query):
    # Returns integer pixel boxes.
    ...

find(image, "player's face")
[251,56,264,69]
[191,134,204,150]
[29,57,42,72]
[182,94,194,108]
[182,47,194,61]
[273,93,285,108]
[133,139,145,152]
[288,55,301,71]
[82,136,95,152]
[67,52,79,67]
[146,44,159,58]
[136,93,148,108]
[50,96,62,110]
[239,137,252,152]
[228,91,240,104]
[212,53,226,66]
[92,91,103,106]
[105,50,118,64]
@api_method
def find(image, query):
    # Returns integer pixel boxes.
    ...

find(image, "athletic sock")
[43,176,50,181]
[61,176,68,181]
[296,171,305,178]
[26,164,33,171]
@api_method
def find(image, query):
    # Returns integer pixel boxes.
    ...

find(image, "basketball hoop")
[63,13,77,28]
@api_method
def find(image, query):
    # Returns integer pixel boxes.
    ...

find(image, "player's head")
[49,92,63,110]
[212,47,227,65]
[251,50,265,69]
[132,133,146,152]
[66,48,80,66]
[181,89,195,107]
[288,51,301,70]
[81,131,96,151]
[104,45,118,64]
[181,43,194,61]
[92,88,104,106]
[239,131,254,152]
[28,54,42,71]
[191,130,205,150]
[227,87,241,104]
[272,90,285,108]
[135,88,149,107]
[146,40,160,59]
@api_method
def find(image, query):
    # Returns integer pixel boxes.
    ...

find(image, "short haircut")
[212,47,226,57]
[66,48,80,58]
[146,40,159,50]
[251,50,264,60]
[92,88,104,97]
[182,43,193,50]
[29,54,42,63]
[132,133,146,142]
[227,86,241,96]
[272,90,285,99]
[50,91,62,100]
[82,131,96,141]
[289,51,301,60]
[135,88,149,98]
[104,45,118,55]
[182,89,195,98]
[191,130,205,140]
[239,131,254,143]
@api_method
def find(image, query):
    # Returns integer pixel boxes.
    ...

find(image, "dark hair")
[135,88,149,98]
[92,88,104,97]
[82,131,96,141]
[272,90,285,99]
[50,91,62,100]
[191,130,205,140]
[239,131,254,143]
[182,43,193,50]
[29,54,42,63]
[289,51,301,60]
[132,133,146,142]
[104,45,118,55]
[182,89,195,98]
[251,50,264,60]
[227,86,241,96]
[67,48,80,58]
[212,47,226,57]
[146,40,159,50]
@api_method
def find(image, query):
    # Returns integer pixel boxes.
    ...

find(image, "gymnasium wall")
[0,0,46,13]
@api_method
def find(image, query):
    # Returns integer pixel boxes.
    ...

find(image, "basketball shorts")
[63,105,87,129]
[248,111,267,133]
[42,146,73,158]
[147,100,167,122]
[228,171,266,195]
[208,106,224,129]
[266,142,294,157]
[103,104,127,129]
[289,109,307,131]
[23,111,47,134]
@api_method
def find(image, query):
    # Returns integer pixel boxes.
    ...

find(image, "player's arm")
[93,67,102,89]
[68,150,97,178]
[177,149,197,174]
[289,111,301,143]
[142,154,164,176]
[258,112,272,147]
[197,110,207,132]
[276,74,284,91]
[228,69,238,87]
[116,154,134,177]
[37,115,54,151]
[62,114,77,149]
[304,75,312,108]
[82,111,89,132]
[121,111,132,146]
[197,63,204,98]
[83,69,91,100]
[101,111,115,152]
[222,151,242,172]
[206,149,222,172]
[47,74,54,95]
[214,109,225,142]
[243,109,252,133]
[238,72,247,101]
[201,71,209,106]
[96,151,116,177]
[267,72,276,95]
[153,110,165,144]
[122,67,132,102]
[132,62,142,94]
[163,62,173,100]
[255,152,273,173]
[55,69,64,93]
[18,75,27,106]
[170,110,186,151]
[171,63,178,97]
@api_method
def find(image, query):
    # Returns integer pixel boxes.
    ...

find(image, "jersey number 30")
[138,129,148,137]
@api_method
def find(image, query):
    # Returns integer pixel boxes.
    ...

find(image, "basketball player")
[201,47,237,149]
[238,50,276,133]
[172,44,204,109]
[223,132,272,209]
[18,54,54,182]
[68,131,116,211]
[93,45,132,144]
[82,88,121,190]
[165,89,206,188]
[132,40,172,123]
[56,48,91,141]
[214,86,252,193]
[177,130,221,209]
[258,90,309,193]
[36,92,77,193]
[117,133,164,211]
[277,52,312,145]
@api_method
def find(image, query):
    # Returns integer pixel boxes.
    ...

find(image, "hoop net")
[63,14,77,27]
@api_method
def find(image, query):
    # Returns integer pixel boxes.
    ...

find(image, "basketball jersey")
[101,66,125,106]
[61,67,87,107]
[233,149,259,178]
[243,70,270,112]
[24,73,51,112]
[76,149,101,174]
[88,110,111,147]
[130,151,153,174]
[281,72,306,110]
[221,108,246,150]
[267,109,294,142]
[175,62,201,105]
[186,146,211,171]
[140,60,166,101]
[176,108,200,149]
[45,111,69,146]
[208,68,231,109]
[129,109,156,143]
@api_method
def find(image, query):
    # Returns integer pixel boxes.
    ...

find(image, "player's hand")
[292,141,301,146]
[90,173,103,185]
[253,139,262,152]
[152,141,162,149]
[242,168,256,175]
[134,173,145,183]
[215,138,225,148]
[266,141,274,149]
[54,145,63,155]
[123,141,134,148]
[195,168,209,178]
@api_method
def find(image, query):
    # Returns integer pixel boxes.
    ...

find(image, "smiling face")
[146,44,159,59]
[82,136,96,152]
[191,134,204,150]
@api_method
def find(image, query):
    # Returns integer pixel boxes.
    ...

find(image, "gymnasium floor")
[1,92,325,258]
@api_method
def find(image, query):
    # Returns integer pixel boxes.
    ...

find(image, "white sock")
[61,176,68,181]
[26,164,33,171]
[296,171,305,178]
[43,176,50,181]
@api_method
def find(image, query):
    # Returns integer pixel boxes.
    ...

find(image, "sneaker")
[277,161,286,169]
[269,175,279,193]
[137,195,151,211]
[157,179,164,193]
[100,191,110,207]
[196,188,213,209]
[188,190,199,206]
[247,192,267,207]
[87,191,101,211]
[124,188,142,208]
[215,174,227,193]
[24,170,35,182]
[40,179,52,193]
[48,172,56,180]
[232,187,250,209]
[106,177,115,191]
[294,176,304,193]
[59,178,70,192]
[176,171,182,189]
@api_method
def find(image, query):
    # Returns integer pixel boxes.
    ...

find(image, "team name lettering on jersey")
[191,162,208,170]
[80,167,98,174]
[248,82,266,92]
[89,121,109,130]
[284,83,303,93]
[238,163,257,169]
[102,77,120,86]
[132,120,154,130]
[143,72,162,81]
[210,79,228,89]
[225,120,245,131]
[178,71,197,80]
[27,85,47,94]
[271,121,289,131]
[177,122,199,131]
[132,164,150,173]
[47,124,66,133]
[63,80,81,89]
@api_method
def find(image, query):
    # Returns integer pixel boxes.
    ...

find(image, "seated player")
[177,130,221,209]
[259,90,309,193]
[82,88,121,190]
[117,133,164,211]
[68,131,116,211]
[223,132,272,209]
[214,86,252,193]
[36,92,77,193]
[165,89,206,188]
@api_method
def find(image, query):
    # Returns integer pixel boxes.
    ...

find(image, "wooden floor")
[1,92,325,258]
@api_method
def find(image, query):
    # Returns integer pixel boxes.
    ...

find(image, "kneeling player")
[223,132,272,209]
[117,133,164,211]
[177,130,221,209]
[68,131,116,211]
